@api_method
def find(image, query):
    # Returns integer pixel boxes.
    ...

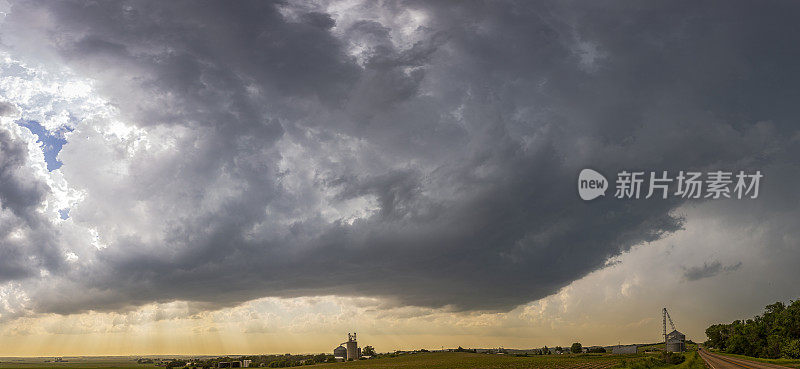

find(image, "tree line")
[705,300,800,358]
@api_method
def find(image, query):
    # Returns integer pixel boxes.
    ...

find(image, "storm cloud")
[0,101,18,117]
[0,126,61,283]
[0,0,799,318]
[684,261,743,281]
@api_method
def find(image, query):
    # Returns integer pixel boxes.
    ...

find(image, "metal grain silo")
[346,333,359,361]
[666,330,685,352]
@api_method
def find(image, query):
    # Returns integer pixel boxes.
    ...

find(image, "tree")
[704,299,800,359]
[784,339,800,359]
[571,342,583,354]
[363,346,376,356]
[166,361,186,369]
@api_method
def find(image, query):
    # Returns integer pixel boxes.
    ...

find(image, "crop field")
[0,357,166,369]
[0,352,642,369]
[314,352,633,369]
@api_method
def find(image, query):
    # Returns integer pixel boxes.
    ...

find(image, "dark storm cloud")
[1,0,799,314]
[0,130,37,281]
[0,101,18,116]
[0,129,62,282]
[684,261,742,281]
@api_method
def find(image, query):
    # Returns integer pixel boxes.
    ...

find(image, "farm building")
[216,360,250,368]
[333,333,361,361]
[346,333,360,361]
[333,345,347,361]
[666,330,685,352]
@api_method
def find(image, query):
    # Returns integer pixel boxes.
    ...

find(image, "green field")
[675,352,707,369]
[314,352,635,369]
[0,353,635,369]
[0,352,710,369]
[0,357,144,369]
[616,351,707,369]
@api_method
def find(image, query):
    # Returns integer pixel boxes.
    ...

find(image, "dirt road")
[699,349,791,369]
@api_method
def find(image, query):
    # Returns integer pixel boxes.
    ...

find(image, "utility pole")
[663,308,667,350]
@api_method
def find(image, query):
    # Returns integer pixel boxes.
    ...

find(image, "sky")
[0,0,800,356]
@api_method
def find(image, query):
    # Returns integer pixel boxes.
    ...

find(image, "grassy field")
[676,352,708,369]
[616,351,707,369]
[0,352,705,369]
[0,357,144,369]
[0,353,638,369]
[314,352,635,369]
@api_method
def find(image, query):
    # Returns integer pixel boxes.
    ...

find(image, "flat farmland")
[314,352,631,369]
[0,352,643,369]
[0,357,159,369]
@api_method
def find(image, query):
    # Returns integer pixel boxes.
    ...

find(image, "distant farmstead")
[333,333,361,361]
[216,360,251,368]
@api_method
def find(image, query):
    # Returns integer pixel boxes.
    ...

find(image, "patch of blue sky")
[18,119,72,171]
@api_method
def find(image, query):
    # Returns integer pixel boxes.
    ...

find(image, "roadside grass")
[674,352,708,369]
[616,351,706,369]
[711,351,800,368]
